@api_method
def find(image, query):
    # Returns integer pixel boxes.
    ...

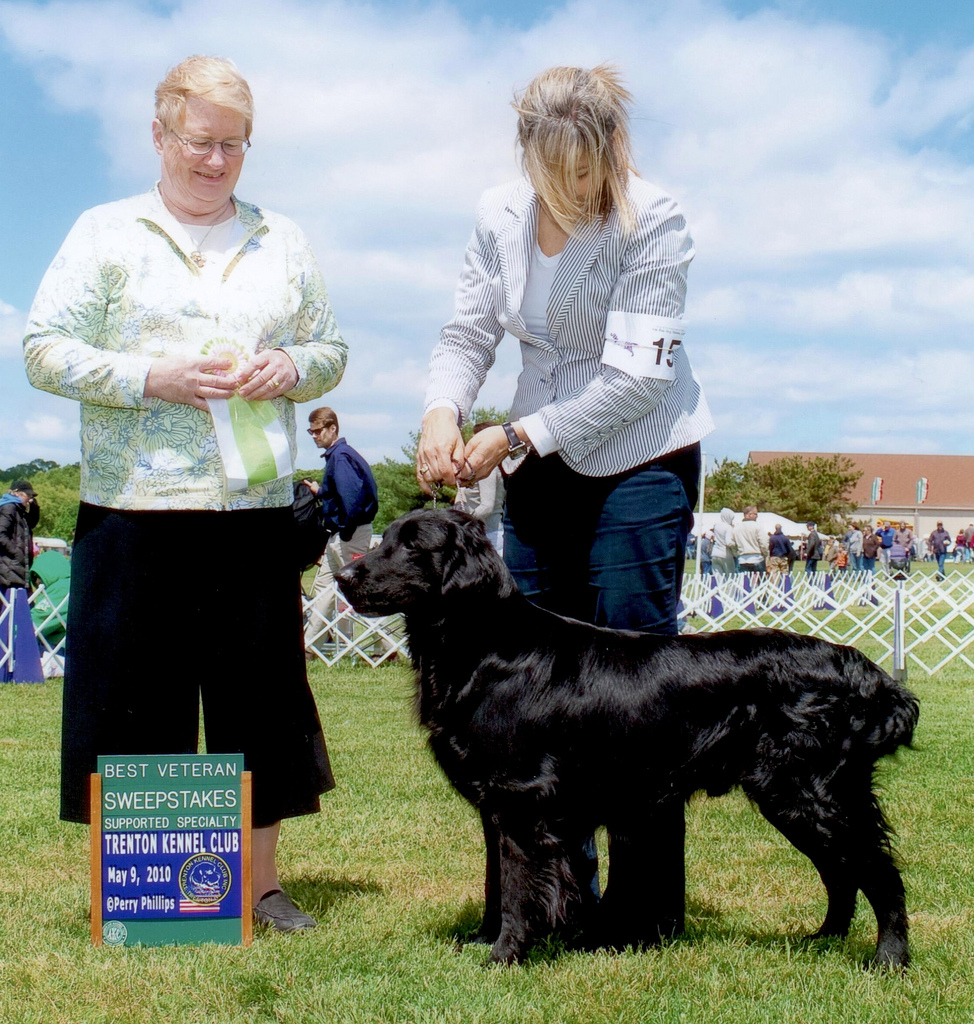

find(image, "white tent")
[691,511,811,539]
[34,537,69,552]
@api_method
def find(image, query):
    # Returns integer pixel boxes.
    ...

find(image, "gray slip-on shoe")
[254,891,317,932]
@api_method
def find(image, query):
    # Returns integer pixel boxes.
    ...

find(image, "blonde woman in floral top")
[24,56,346,933]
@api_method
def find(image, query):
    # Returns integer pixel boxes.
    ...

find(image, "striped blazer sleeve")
[425,199,505,423]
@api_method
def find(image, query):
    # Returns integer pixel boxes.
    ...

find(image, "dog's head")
[335,508,516,617]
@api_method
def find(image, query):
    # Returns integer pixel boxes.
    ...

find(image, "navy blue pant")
[502,445,699,938]
[503,446,699,632]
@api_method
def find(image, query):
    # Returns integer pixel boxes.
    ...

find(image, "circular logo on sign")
[179,852,232,905]
[102,920,128,946]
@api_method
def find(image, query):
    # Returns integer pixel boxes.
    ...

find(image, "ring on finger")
[271,377,281,389]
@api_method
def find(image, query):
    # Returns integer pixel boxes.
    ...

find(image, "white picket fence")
[678,570,974,676]
[6,571,974,678]
[0,583,68,679]
[303,586,407,668]
[303,571,974,676]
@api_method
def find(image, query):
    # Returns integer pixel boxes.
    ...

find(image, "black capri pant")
[60,503,334,827]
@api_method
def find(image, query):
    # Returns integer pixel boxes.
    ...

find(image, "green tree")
[0,458,58,479]
[371,456,428,533]
[704,454,861,533]
[459,405,509,442]
[368,406,511,532]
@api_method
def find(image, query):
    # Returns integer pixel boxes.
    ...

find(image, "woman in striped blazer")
[417,65,715,938]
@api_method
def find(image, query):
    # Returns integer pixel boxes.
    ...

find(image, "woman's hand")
[460,425,511,482]
[235,349,299,401]
[416,407,466,494]
[143,355,238,410]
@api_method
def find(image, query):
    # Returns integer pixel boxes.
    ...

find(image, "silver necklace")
[188,203,234,267]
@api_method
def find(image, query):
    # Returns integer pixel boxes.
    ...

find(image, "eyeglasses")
[169,131,251,157]
[307,426,327,436]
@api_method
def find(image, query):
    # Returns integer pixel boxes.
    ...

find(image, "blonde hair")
[155,55,254,136]
[513,64,635,234]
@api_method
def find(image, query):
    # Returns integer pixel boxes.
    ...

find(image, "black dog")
[336,509,918,967]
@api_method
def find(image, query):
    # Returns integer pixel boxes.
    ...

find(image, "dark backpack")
[293,482,331,572]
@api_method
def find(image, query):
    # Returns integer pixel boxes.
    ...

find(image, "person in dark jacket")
[0,481,39,589]
[862,525,882,574]
[767,524,795,576]
[876,521,895,570]
[301,407,380,654]
[929,522,952,580]
[804,521,823,574]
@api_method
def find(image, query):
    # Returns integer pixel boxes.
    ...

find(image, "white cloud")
[0,301,25,356]
[368,361,435,399]
[694,267,974,335]
[1,0,972,463]
[23,414,73,441]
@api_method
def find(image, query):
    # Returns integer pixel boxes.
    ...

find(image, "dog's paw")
[870,940,910,971]
[488,937,525,965]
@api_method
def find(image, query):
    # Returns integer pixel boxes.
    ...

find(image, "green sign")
[92,754,251,947]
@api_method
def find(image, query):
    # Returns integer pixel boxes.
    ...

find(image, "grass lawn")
[1,655,972,1024]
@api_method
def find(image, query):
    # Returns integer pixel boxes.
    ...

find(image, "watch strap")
[502,421,529,455]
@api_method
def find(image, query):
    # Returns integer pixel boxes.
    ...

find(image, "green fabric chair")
[30,549,70,649]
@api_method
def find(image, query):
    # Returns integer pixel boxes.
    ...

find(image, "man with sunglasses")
[301,407,379,656]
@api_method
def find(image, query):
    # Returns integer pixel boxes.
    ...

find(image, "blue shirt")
[319,438,378,540]
[768,532,793,558]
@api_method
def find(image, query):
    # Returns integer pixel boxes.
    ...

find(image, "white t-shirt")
[178,212,246,282]
[520,244,561,343]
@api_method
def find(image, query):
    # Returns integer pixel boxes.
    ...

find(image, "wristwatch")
[502,422,531,459]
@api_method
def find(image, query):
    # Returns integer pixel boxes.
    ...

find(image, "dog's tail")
[848,651,919,758]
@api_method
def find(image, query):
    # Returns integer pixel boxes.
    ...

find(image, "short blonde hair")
[155,55,254,136]
[513,64,635,234]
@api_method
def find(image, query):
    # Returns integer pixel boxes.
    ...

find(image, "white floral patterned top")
[24,186,347,510]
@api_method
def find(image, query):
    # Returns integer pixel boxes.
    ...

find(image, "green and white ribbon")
[209,394,292,491]
[202,338,291,491]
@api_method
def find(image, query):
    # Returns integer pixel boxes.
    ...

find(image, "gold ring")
[421,464,430,474]
[271,377,280,388]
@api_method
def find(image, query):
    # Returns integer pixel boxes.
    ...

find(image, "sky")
[1,0,973,476]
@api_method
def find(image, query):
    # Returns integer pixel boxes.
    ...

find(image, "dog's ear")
[440,511,514,599]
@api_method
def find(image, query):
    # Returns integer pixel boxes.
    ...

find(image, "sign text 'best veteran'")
[91,754,252,947]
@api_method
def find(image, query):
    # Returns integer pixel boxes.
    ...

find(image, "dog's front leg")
[489,822,577,965]
[472,808,502,945]
[598,801,686,948]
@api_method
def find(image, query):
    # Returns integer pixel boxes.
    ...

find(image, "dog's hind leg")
[851,795,910,968]
[753,779,909,968]
[756,801,858,940]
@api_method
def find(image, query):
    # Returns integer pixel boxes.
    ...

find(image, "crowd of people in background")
[694,511,974,580]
